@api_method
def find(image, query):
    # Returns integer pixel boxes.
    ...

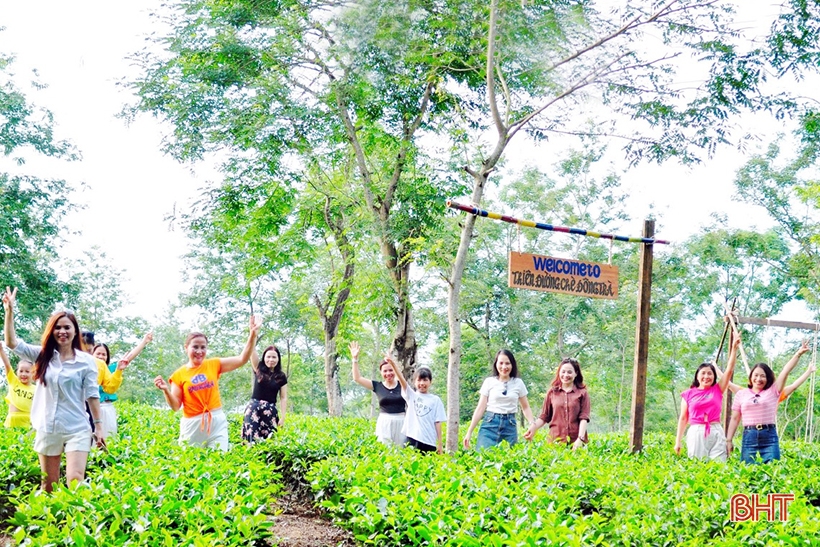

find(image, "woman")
[350,341,406,446]
[241,344,288,444]
[674,335,740,461]
[92,332,153,435]
[463,349,534,450]
[154,316,260,451]
[3,287,106,492]
[726,340,809,463]
[524,357,590,449]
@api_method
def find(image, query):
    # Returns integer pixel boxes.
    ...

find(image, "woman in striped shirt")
[726,340,809,463]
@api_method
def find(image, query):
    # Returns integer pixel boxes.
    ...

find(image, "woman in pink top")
[674,335,739,461]
[726,340,809,464]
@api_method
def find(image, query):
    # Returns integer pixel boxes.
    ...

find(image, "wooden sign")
[508,251,618,299]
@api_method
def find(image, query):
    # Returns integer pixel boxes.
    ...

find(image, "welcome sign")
[508,251,619,299]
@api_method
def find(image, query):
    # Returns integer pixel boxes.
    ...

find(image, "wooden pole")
[735,316,820,330]
[630,220,654,453]
[716,299,735,433]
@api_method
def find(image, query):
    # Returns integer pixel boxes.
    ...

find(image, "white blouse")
[14,340,99,434]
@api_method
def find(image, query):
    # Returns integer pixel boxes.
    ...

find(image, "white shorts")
[179,409,229,451]
[375,412,406,447]
[100,402,117,436]
[34,429,93,456]
[686,423,727,461]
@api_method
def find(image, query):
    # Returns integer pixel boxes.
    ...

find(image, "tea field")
[1,403,818,546]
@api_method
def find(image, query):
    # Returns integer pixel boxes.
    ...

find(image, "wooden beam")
[629,220,654,454]
[736,316,820,331]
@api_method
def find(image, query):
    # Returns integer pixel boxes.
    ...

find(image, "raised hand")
[144,332,154,344]
[797,339,811,356]
[349,341,360,361]
[3,287,17,310]
[249,315,263,335]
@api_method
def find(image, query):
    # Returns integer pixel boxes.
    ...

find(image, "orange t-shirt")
[169,358,223,418]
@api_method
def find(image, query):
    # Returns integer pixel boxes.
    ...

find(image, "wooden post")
[630,220,654,453]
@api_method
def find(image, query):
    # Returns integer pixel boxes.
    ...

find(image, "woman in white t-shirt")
[463,349,535,450]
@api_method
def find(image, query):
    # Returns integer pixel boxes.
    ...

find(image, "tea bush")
[2,405,819,546]
[1,403,280,546]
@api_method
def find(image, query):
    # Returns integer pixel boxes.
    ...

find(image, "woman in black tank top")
[242,345,288,444]
[350,341,407,446]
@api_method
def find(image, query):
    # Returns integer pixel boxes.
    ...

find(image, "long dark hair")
[748,363,775,390]
[257,345,286,384]
[691,363,717,388]
[551,357,585,389]
[93,343,111,365]
[35,311,83,387]
[492,349,519,378]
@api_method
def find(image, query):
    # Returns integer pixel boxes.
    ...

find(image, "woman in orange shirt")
[154,316,261,450]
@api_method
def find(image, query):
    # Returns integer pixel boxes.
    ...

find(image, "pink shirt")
[732,386,780,426]
[681,384,723,437]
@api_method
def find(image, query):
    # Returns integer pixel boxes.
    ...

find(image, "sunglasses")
[502,381,508,396]
[752,393,761,404]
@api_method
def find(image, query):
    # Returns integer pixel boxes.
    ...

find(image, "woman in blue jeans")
[463,349,535,450]
[726,341,809,463]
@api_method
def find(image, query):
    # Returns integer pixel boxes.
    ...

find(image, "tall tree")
[126,0,466,379]
[0,51,79,333]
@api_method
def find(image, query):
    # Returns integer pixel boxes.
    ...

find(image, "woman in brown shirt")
[524,357,590,449]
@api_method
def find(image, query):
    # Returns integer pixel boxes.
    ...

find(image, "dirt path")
[271,494,357,547]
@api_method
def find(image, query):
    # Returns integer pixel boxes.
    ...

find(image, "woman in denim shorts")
[463,349,535,450]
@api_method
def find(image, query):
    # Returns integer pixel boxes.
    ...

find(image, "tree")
[126,0,466,380]
[441,0,820,452]
[0,51,79,333]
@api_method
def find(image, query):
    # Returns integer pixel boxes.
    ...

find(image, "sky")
[0,0,816,335]
[1,0,219,321]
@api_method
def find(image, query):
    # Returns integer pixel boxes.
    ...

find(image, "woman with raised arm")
[242,344,288,444]
[726,340,810,463]
[674,334,740,461]
[350,341,406,446]
[3,287,105,492]
[92,332,153,436]
[463,349,534,450]
[2,341,34,428]
[154,316,261,451]
[524,357,590,449]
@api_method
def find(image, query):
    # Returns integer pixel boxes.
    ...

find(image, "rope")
[722,302,751,375]
[806,327,817,442]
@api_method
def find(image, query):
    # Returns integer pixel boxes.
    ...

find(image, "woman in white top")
[3,287,106,492]
[463,349,535,450]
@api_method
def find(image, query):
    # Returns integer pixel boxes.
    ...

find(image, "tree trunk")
[446,171,490,452]
[323,334,344,417]
[390,260,417,378]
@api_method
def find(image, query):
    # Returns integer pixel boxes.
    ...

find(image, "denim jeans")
[476,411,518,449]
[741,425,780,464]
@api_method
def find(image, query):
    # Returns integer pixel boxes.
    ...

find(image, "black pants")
[406,437,436,453]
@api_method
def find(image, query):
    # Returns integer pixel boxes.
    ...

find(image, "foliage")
[306,425,820,546]
[0,51,79,334]
[1,403,278,545]
[3,406,820,545]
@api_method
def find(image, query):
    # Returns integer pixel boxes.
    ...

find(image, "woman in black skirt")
[242,345,288,443]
